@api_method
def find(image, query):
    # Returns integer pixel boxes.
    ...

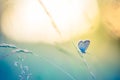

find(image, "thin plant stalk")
[38,0,61,36]
[72,41,96,80]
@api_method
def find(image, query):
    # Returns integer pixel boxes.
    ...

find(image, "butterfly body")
[78,40,90,54]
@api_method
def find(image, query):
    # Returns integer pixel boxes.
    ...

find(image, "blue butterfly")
[78,40,90,54]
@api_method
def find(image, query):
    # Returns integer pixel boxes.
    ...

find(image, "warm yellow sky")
[1,0,99,44]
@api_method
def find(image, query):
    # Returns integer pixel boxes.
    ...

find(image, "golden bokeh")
[100,0,120,38]
[1,0,99,43]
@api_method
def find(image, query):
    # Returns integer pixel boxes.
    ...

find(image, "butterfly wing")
[78,40,85,53]
[78,40,90,53]
[78,40,83,49]
[82,40,90,53]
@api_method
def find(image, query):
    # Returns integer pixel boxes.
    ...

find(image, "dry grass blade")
[38,0,61,36]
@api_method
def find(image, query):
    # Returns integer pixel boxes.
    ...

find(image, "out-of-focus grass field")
[0,0,120,80]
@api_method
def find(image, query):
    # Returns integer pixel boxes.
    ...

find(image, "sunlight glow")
[1,0,99,43]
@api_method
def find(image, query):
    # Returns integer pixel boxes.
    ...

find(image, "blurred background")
[0,0,120,80]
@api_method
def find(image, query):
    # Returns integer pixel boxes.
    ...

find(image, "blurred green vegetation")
[0,0,120,80]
